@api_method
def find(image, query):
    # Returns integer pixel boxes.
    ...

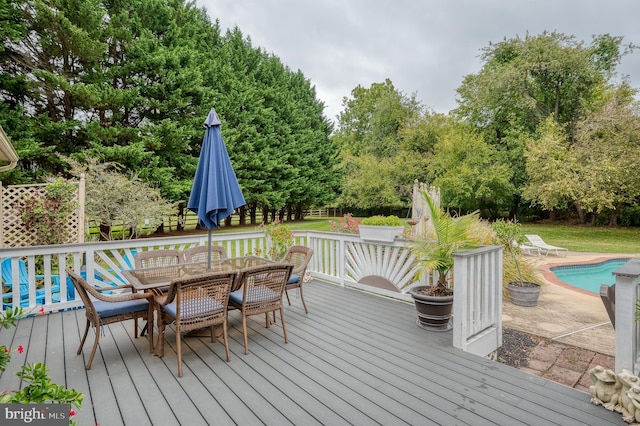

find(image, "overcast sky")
[195,0,640,124]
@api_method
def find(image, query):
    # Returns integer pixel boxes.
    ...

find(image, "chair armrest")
[92,289,152,303]
[96,284,134,292]
[154,293,169,307]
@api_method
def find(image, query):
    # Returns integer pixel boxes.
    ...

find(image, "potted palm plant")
[491,219,542,306]
[358,215,405,242]
[408,190,482,331]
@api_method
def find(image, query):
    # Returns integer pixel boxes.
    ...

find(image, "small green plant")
[492,219,526,286]
[261,220,294,260]
[0,307,83,425]
[18,177,77,245]
[492,219,541,295]
[361,215,402,226]
[329,213,361,234]
[409,190,482,296]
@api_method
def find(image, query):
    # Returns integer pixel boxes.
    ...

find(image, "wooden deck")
[0,280,623,425]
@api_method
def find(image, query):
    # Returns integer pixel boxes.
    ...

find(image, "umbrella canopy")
[187,109,245,264]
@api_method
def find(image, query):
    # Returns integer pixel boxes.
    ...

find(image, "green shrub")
[361,215,402,226]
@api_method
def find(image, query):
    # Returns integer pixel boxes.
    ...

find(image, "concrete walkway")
[502,252,635,391]
[502,252,626,356]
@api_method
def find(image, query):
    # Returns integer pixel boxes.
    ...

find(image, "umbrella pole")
[208,228,212,269]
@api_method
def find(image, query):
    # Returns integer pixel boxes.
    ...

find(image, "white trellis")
[0,176,85,248]
[411,180,440,238]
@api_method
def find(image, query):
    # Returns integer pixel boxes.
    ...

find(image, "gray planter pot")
[507,281,541,307]
[409,286,453,331]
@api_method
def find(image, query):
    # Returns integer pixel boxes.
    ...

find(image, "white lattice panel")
[1,180,84,248]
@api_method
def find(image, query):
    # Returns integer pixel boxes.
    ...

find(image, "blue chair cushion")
[94,299,149,318]
[229,285,279,304]
[162,297,223,319]
[286,274,300,285]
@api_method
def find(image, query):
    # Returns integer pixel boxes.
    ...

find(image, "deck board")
[0,280,624,425]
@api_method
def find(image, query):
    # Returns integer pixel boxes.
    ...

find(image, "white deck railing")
[0,231,503,356]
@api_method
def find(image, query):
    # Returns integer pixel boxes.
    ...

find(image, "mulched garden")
[496,328,543,368]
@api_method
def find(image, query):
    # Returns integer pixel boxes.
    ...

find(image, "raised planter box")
[358,225,404,243]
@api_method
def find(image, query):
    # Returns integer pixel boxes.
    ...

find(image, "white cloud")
[197,0,640,124]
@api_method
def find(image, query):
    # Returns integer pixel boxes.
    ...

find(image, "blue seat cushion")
[286,274,300,285]
[229,285,279,304]
[162,297,223,319]
[94,299,149,318]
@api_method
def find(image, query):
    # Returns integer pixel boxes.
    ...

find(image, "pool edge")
[538,255,626,297]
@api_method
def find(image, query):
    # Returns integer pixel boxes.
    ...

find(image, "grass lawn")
[519,223,640,254]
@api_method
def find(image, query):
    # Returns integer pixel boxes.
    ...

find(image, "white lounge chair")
[525,234,568,256]
[518,242,542,256]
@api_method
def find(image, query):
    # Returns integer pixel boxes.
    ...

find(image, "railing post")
[78,174,85,243]
[339,235,346,287]
[453,245,503,357]
[613,259,640,374]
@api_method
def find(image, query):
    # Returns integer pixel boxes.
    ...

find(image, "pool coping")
[537,255,630,297]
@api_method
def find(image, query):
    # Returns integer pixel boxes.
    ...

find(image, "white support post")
[453,245,503,357]
[614,259,640,374]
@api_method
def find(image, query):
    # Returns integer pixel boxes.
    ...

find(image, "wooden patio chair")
[134,249,184,269]
[134,249,184,294]
[183,245,228,263]
[66,268,153,370]
[229,263,294,355]
[280,245,314,314]
[154,271,237,377]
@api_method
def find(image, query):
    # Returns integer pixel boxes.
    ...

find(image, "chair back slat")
[1,258,29,287]
[134,249,183,269]
[282,246,314,277]
[183,245,228,263]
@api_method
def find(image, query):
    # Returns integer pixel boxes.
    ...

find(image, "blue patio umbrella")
[187,108,246,267]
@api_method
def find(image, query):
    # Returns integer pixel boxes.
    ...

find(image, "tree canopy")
[454,31,637,222]
[333,32,639,224]
[0,0,337,225]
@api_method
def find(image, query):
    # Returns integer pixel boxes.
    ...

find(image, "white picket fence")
[0,230,503,357]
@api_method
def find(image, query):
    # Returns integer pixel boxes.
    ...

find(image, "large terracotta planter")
[409,285,453,331]
[358,225,404,243]
[507,281,541,307]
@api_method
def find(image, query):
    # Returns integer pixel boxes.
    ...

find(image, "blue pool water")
[550,258,630,293]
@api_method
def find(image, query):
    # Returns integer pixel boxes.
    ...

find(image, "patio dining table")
[121,255,276,353]
[122,255,275,292]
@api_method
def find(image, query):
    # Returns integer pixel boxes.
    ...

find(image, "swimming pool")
[550,258,630,294]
